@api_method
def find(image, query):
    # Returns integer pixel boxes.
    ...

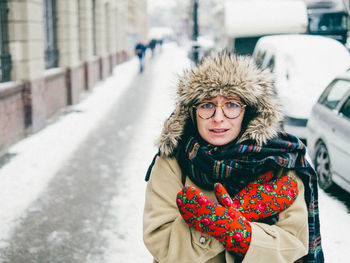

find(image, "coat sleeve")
[143,156,225,263]
[239,172,309,263]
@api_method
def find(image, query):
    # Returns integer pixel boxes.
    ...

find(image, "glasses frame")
[193,101,246,120]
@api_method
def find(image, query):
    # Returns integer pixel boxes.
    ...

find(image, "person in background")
[143,53,324,263]
[148,39,157,57]
[135,41,147,73]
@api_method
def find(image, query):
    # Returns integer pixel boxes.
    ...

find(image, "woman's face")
[196,95,245,146]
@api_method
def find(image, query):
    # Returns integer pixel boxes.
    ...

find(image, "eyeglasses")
[194,101,246,119]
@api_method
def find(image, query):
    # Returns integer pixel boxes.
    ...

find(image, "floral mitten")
[176,186,251,257]
[215,171,299,222]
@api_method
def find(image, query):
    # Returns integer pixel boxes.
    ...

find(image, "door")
[331,93,350,183]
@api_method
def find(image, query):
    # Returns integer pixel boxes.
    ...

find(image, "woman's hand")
[215,171,299,222]
[176,186,251,257]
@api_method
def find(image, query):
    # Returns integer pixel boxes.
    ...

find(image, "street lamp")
[192,0,199,63]
[193,0,198,41]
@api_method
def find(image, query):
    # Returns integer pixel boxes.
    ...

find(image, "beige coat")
[143,156,309,263]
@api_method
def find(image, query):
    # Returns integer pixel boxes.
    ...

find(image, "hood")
[157,52,283,156]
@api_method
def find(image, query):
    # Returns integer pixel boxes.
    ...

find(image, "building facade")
[0,0,148,157]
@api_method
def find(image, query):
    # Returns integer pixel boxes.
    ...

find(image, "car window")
[340,95,350,119]
[255,50,266,67]
[267,56,275,71]
[318,79,350,109]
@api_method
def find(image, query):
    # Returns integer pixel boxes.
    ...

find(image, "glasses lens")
[197,102,215,119]
[223,102,242,119]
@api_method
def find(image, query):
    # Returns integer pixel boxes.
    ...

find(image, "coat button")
[199,236,207,245]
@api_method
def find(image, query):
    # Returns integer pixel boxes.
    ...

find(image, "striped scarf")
[176,131,324,263]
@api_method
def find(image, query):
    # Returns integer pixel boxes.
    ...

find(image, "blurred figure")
[148,39,157,57]
[157,39,163,51]
[135,41,147,73]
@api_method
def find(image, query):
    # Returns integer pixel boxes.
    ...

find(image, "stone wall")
[29,69,67,132]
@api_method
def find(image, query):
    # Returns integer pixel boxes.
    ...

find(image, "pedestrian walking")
[148,39,157,57]
[135,41,147,73]
[143,53,324,262]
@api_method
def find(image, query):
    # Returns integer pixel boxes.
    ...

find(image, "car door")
[315,79,350,176]
[330,91,350,182]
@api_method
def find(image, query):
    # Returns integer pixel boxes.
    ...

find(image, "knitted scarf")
[145,131,324,262]
[174,131,324,263]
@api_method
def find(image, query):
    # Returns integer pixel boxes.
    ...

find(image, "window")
[77,0,82,60]
[0,0,11,82]
[308,12,348,32]
[340,95,350,119]
[43,0,58,69]
[92,0,96,56]
[266,55,275,72]
[255,50,266,67]
[318,79,350,109]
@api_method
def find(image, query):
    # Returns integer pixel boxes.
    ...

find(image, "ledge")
[0,81,25,99]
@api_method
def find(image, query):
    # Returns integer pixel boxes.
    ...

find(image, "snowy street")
[0,43,349,262]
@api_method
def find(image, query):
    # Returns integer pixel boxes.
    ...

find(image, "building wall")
[56,0,80,68]
[0,0,148,157]
[8,0,45,81]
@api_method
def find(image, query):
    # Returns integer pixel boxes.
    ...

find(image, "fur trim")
[157,53,283,156]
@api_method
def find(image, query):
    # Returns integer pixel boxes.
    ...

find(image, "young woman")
[143,53,324,263]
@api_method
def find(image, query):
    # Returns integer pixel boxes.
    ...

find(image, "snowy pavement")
[0,56,140,250]
[0,43,349,262]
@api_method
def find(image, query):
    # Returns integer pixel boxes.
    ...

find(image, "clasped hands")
[176,171,299,257]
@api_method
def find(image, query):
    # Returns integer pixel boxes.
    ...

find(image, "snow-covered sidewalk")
[88,43,191,262]
[0,57,140,247]
[0,43,191,262]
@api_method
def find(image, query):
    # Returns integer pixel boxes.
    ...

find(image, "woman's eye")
[226,102,240,108]
[200,103,214,109]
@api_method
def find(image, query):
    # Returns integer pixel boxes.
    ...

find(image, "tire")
[314,142,333,190]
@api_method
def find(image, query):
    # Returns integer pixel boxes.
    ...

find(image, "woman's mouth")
[209,129,229,134]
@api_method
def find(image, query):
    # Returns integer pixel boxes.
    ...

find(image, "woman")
[143,53,324,262]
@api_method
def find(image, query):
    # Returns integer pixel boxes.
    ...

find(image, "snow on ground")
[0,57,139,247]
[91,43,191,262]
[318,189,350,262]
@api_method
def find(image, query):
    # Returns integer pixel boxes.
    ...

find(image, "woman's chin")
[207,137,232,146]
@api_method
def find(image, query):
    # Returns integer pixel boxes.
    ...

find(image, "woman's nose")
[212,107,225,122]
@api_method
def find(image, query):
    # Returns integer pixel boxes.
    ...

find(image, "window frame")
[318,78,350,110]
[0,0,11,82]
[338,91,350,120]
[43,0,59,69]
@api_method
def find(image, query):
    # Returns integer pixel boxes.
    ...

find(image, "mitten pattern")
[215,171,299,222]
[177,186,251,257]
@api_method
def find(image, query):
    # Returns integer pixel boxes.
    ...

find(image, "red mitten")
[215,171,299,222]
[176,186,251,257]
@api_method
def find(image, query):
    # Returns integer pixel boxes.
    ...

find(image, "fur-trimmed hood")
[157,53,283,156]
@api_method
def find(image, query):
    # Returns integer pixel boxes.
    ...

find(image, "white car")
[307,71,350,192]
[253,34,350,142]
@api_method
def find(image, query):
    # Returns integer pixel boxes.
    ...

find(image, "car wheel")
[314,142,333,190]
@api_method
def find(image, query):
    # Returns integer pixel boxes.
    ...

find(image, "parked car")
[307,71,350,192]
[253,34,350,142]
